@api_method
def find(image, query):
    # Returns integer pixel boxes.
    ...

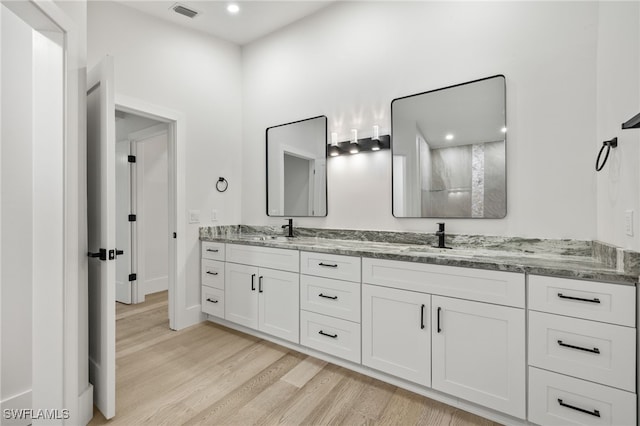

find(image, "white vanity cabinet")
[361,257,526,419]
[224,244,300,344]
[362,284,431,386]
[431,296,525,418]
[527,275,637,426]
[201,242,226,318]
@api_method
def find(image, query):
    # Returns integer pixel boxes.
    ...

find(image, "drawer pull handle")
[557,340,600,354]
[206,271,219,276]
[420,304,425,329]
[557,293,601,304]
[437,307,442,333]
[318,293,338,300]
[206,248,219,253]
[557,399,600,418]
[206,298,218,304]
[318,330,338,339]
[251,274,256,291]
[259,276,263,293]
[318,262,338,268]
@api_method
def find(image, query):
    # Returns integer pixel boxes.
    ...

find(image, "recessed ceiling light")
[445,133,454,140]
[227,3,240,14]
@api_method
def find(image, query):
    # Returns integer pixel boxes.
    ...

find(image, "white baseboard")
[1,390,32,426]
[174,304,204,330]
[77,384,93,426]
[143,276,168,296]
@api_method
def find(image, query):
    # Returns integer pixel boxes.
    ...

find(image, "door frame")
[114,94,187,330]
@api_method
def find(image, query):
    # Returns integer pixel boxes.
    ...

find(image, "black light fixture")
[327,126,390,157]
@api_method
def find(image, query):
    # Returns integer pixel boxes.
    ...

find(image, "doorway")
[115,111,169,306]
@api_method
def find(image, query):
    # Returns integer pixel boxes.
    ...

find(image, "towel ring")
[216,177,228,192]
[595,137,618,172]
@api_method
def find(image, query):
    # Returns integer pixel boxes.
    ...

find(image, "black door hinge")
[128,155,136,163]
[128,273,137,281]
[128,214,136,222]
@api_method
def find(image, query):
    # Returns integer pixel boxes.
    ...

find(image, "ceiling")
[117,0,334,45]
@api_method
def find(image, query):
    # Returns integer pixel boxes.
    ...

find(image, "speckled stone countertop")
[200,225,640,285]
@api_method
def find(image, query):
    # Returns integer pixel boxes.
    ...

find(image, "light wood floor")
[89,291,501,426]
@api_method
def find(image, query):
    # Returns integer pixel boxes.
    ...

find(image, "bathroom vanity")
[199,227,638,425]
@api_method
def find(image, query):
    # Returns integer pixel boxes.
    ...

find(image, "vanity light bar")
[328,134,391,157]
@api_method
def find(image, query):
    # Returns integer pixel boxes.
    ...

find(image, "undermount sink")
[401,246,474,256]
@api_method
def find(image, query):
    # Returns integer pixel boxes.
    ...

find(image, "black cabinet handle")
[206,271,219,276]
[206,298,218,304]
[557,399,600,418]
[251,274,256,291]
[557,293,601,304]
[420,304,425,329]
[557,340,600,354]
[206,248,219,253]
[259,276,263,293]
[318,293,338,300]
[318,262,338,268]
[319,330,338,338]
[437,307,442,333]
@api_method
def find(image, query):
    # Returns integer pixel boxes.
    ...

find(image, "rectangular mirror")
[266,115,327,217]
[392,75,506,218]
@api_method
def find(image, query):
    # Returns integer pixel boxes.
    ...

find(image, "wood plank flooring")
[89,291,501,426]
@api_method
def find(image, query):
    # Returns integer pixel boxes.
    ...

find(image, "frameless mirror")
[392,75,506,218]
[266,116,327,217]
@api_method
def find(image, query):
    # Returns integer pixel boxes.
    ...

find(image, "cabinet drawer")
[529,275,635,326]
[301,252,361,282]
[201,286,224,318]
[300,275,360,322]
[226,244,299,272]
[202,241,225,261]
[363,258,524,307]
[528,367,636,426]
[201,259,224,290]
[300,310,360,363]
[529,311,636,392]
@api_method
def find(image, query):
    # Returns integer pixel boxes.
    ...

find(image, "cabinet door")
[258,268,300,343]
[362,284,431,387]
[225,263,258,329]
[432,296,525,419]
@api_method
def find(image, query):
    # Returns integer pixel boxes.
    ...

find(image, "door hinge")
[128,214,136,222]
[128,273,137,281]
[128,155,136,163]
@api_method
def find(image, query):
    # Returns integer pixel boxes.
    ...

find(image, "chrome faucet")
[282,218,294,237]
[434,222,451,249]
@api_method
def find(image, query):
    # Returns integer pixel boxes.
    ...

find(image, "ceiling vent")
[171,3,200,19]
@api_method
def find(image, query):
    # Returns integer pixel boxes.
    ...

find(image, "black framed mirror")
[391,75,506,218]
[266,115,328,217]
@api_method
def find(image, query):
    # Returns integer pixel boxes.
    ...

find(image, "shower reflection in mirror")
[392,75,507,219]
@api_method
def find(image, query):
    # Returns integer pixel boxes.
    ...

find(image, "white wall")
[596,1,640,250]
[242,1,602,240]
[88,1,243,309]
[1,7,34,416]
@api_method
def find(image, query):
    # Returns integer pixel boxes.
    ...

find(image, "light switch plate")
[625,210,634,236]
[211,209,218,222]
[188,209,200,224]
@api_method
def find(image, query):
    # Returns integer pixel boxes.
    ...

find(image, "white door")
[431,296,525,418]
[115,140,132,304]
[258,268,299,343]
[362,284,431,386]
[224,263,258,329]
[87,55,116,420]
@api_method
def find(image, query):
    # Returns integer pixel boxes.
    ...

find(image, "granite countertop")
[200,226,640,286]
